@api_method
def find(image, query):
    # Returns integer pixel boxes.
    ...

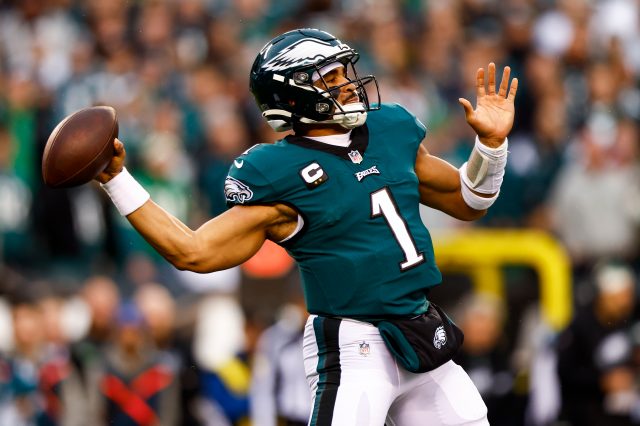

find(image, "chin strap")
[335,102,368,129]
[296,102,368,129]
[265,102,369,131]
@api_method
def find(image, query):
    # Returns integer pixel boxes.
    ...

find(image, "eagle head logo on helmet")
[260,39,351,72]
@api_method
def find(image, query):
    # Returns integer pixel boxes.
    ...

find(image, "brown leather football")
[42,106,118,188]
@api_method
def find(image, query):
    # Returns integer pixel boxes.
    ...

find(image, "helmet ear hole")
[293,72,310,83]
[316,103,331,113]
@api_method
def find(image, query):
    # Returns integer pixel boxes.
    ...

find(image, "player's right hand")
[95,138,126,184]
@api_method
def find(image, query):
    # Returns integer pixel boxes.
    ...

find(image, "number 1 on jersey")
[370,187,425,271]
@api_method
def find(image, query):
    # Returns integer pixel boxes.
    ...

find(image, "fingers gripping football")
[95,139,126,184]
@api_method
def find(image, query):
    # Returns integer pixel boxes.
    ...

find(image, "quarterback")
[96,29,517,425]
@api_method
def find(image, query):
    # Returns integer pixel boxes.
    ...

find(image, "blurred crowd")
[0,0,640,424]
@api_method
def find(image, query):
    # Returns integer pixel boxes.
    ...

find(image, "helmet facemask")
[294,56,380,130]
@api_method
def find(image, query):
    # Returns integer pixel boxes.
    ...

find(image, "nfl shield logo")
[359,341,370,356]
[348,150,363,164]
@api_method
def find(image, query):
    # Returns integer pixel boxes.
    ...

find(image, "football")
[42,105,118,188]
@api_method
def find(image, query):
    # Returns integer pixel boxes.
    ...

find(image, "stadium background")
[0,0,639,424]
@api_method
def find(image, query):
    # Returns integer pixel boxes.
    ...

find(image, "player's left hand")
[458,63,518,148]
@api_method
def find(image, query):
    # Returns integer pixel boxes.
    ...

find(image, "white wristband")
[460,136,508,194]
[460,173,499,210]
[475,136,508,158]
[100,167,150,216]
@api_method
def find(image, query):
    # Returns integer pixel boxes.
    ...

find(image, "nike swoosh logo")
[234,159,244,168]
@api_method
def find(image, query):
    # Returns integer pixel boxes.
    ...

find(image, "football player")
[96,28,517,425]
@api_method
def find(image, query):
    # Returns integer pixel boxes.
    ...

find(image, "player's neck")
[295,123,350,137]
[305,131,352,147]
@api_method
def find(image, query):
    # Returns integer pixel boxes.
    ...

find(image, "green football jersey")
[225,103,442,319]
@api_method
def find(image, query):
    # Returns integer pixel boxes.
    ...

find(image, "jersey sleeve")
[225,155,277,207]
[390,103,427,142]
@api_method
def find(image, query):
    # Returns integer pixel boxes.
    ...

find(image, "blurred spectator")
[453,292,525,425]
[37,292,73,425]
[134,283,201,426]
[88,301,180,426]
[555,261,639,426]
[0,124,33,265]
[193,295,251,426]
[67,275,120,413]
[547,116,640,273]
[0,290,80,426]
[0,0,81,93]
[488,88,567,228]
[515,305,562,426]
[2,299,46,425]
[250,289,309,426]
[134,284,177,352]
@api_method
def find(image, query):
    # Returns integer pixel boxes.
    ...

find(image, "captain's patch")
[299,162,329,190]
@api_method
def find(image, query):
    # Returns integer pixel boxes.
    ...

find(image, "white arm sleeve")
[460,136,508,194]
[459,137,508,209]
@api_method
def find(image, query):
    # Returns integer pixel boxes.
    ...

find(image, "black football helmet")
[249,28,380,131]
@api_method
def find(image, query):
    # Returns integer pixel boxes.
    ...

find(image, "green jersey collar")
[285,123,370,161]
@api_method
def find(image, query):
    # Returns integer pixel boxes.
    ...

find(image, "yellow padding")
[434,229,572,330]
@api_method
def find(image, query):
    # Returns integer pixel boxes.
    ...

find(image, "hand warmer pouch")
[375,302,464,373]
